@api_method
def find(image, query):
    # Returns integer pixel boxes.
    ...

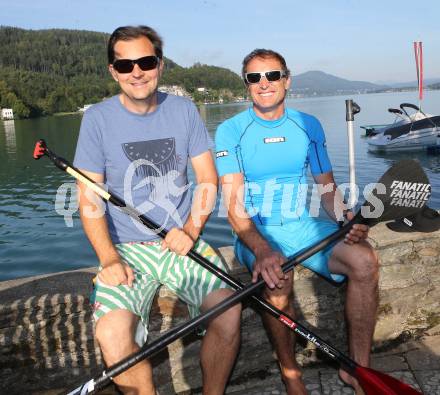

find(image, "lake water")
[1,91,439,281]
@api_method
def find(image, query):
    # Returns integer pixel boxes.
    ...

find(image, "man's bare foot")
[339,369,365,395]
[281,368,308,395]
[284,377,308,395]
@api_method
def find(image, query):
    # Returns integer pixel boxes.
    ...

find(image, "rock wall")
[0,223,439,394]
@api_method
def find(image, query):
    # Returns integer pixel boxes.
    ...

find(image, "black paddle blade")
[358,159,430,225]
[33,139,48,160]
[355,365,422,395]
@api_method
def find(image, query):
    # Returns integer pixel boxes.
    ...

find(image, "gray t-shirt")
[73,92,212,243]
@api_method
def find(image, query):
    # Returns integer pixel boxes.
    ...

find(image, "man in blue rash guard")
[215,49,378,395]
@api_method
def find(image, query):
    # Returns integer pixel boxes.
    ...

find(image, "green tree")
[0,26,246,117]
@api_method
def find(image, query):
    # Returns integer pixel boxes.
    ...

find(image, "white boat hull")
[368,128,440,152]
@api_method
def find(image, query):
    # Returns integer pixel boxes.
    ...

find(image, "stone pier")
[1,223,439,394]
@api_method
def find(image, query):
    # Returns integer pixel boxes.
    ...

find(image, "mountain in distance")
[290,70,387,95]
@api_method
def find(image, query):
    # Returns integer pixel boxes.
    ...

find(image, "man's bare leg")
[199,289,241,395]
[262,272,307,395]
[329,241,379,395]
[96,309,156,395]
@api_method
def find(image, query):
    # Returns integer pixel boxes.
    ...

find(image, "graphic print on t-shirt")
[121,138,190,231]
[122,138,178,178]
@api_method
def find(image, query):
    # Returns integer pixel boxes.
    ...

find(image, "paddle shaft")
[36,142,425,395]
[40,146,360,393]
[33,140,430,395]
[67,219,358,395]
[345,99,360,208]
[45,145,358,365]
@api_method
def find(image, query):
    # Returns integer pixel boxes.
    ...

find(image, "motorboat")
[365,103,440,153]
[361,104,429,137]
[364,42,440,153]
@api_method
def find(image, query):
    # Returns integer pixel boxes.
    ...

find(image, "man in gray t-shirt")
[74,25,240,395]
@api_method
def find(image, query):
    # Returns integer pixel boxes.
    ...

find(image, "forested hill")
[293,70,386,95]
[0,26,244,118]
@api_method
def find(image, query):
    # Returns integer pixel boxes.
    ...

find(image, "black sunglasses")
[244,70,287,84]
[112,55,159,74]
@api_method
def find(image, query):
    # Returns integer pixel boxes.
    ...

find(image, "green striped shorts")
[91,239,230,339]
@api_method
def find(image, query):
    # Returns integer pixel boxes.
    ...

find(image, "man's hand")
[161,227,195,256]
[344,211,370,245]
[98,260,135,287]
[252,247,287,289]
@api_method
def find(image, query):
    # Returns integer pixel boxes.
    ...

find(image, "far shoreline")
[5,88,440,121]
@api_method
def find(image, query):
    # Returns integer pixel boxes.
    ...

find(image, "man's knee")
[263,291,292,311]
[95,310,138,361]
[204,289,241,341]
[263,275,293,310]
[348,245,379,284]
[210,305,241,343]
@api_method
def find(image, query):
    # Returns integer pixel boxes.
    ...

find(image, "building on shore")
[1,108,14,120]
[159,85,191,98]
[78,104,93,112]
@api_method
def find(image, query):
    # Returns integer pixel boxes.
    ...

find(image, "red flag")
[414,42,423,101]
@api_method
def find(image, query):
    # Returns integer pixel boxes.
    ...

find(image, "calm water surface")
[1,91,439,280]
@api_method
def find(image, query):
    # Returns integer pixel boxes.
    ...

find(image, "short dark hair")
[241,49,290,81]
[107,25,163,64]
